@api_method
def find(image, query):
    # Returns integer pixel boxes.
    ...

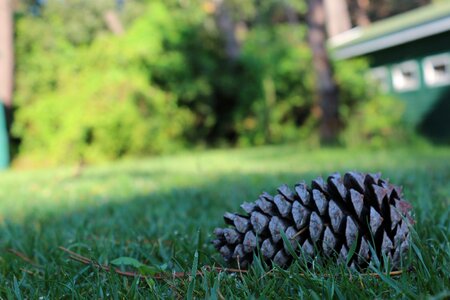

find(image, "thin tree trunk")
[355,0,371,27]
[0,0,14,108]
[104,10,125,35]
[284,2,299,24]
[324,0,351,37]
[214,0,240,61]
[307,0,340,144]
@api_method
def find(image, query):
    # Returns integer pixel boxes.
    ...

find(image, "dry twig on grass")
[58,246,246,279]
[57,246,406,280]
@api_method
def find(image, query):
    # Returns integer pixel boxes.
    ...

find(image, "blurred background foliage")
[11,0,417,167]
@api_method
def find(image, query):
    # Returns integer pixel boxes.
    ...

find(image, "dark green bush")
[234,25,314,146]
[335,59,416,148]
[340,92,414,148]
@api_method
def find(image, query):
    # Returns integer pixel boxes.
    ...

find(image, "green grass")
[0,145,449,298]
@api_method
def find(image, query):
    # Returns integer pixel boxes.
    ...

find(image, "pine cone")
[212,172,414,270]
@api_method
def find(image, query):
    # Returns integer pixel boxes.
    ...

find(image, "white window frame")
[423,53,450,87]
[392,61,420,92]
[368,66,390,92]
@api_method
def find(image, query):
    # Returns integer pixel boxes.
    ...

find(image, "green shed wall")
[0,103,9,169]
[365,31,450,142]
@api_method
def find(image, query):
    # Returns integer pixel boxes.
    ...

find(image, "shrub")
[234,25,314,146]
[341,94,411,148]
[13,2,194,167]
[234,30,377,147]
[13,0,412,167]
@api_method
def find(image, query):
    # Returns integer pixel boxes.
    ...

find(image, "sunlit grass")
[0,144,449,298]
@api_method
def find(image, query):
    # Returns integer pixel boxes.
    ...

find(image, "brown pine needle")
[20,268,35,275]
[59,246,246,279]
[59,246,405,280]
[236,255,245,281]
[58,246,89,261]
[291,227,308,239]
[8,249,42,268]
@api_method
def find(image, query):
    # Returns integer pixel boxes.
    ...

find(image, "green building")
[330,3,450,142]
[0,102,9,169]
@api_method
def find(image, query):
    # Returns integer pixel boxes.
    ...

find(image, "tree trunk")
[284,2,299,24]
[0,0,14,109]
[104,10,125,36]
[307,0,340,144]
[355,0,371,27]
[214,0,240,61]
[0,0,12,167]
[324,0,351,37]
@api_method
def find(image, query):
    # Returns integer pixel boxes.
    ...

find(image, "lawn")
[0,145,449,299]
